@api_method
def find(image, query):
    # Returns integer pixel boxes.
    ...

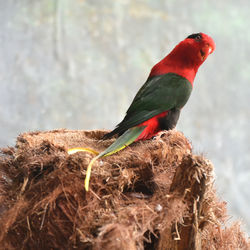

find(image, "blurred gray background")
[1,0,249,232]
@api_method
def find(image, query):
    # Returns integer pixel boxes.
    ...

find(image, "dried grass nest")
[0,129,249,250]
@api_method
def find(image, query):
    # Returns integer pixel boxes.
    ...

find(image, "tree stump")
[0,129,249,249]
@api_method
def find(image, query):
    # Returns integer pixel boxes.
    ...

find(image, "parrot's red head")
[149,32,215,85]
[184,33,215,64]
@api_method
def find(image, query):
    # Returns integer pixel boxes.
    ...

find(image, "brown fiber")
[0,129,249,249]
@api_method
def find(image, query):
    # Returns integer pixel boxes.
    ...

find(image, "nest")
[0,129,249,249]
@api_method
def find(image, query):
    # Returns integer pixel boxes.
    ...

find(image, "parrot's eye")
[195,34,202,41]
[187,33,202,41]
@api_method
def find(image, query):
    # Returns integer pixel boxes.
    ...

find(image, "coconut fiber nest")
[0,129,249,250]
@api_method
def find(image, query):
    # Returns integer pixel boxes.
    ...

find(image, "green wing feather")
[106,73,192,137]
[101,126,146,156]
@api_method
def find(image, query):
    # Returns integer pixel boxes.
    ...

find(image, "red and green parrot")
[68,33,215,191]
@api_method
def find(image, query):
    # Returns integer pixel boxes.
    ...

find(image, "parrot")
[68,32,215,191]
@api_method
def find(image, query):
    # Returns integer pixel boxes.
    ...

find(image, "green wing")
[107,73,192,136]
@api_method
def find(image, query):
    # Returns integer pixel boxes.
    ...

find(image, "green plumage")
[105,73,193,137]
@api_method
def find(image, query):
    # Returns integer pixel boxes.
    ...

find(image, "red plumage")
[149,32,215,85]
[135,111,168,141]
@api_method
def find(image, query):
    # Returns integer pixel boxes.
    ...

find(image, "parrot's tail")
[67,126,146,191]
